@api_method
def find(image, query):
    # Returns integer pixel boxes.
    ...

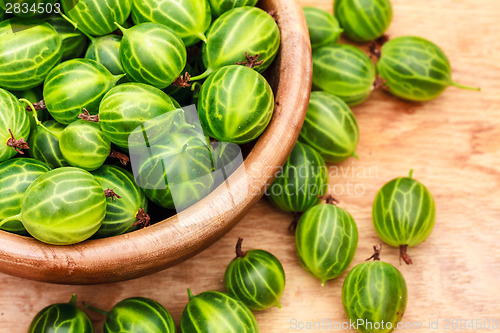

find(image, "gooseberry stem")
[187,289,195,300]
[450,81,481,91]
[20,99,59,138]
[197,32,207,44]
[189,69,213,81]
[399,245,413,265]
[235,238,246,258]
[366,244,382,261]
[69,294,77,306]
[408,169,414,178]
[0,214,22,228]
[114,22,126,34]
[84,302,108,316]
[60,12,95,41]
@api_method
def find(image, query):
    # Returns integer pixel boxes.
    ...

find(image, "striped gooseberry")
[43,58,124,124]
[0,17,62,90]
[296,200,358,285]
[116,22,187,89]
[224,238,286,310]
[372,170,436,264]
[85,35,124,76]
[28,295,93,333]
[28,120,69,168]
[191,6,280,80]
[0,158,51,235]
[197,65,274,144]
[312,44,375,106]
[376,36,480,101]
[87,297,175,333]
[131,0,212,47]
[92,165,149,238]
[0,88,30,162]
[99,83,179,149]
[334,0,393,42]
[267,142,328,213]
[342,245,408,333]
[181,289,259,333]
[45,15,88,61]
[0,167,106,245]
[303,7,343,49]
[59,118,111,171]
[61,0,132,36]
[299,91,359,163]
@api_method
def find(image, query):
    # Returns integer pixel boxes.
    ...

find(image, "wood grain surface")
[1,0,499,332]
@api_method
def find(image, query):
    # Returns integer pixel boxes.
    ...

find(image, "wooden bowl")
[0,0,312,284]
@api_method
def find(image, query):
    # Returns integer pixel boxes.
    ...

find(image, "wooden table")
[1,0,499,331]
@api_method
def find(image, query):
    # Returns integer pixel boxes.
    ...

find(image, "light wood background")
[1,0,499,332]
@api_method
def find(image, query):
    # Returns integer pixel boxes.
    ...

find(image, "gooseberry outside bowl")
[0,0,312,284]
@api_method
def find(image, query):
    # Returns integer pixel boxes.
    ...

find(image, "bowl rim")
[0,0,312,284]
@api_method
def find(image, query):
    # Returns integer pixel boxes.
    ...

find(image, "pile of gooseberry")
[0,0,280,245]
[1,0,478,331]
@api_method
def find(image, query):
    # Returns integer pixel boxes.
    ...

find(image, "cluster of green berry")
[0,0,281,246]
[263,0,477,332]
[27,238,285,332]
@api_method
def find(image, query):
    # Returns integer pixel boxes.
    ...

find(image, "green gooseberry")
[116,22,187,89]
[312,44,375,106]
[85,35,124,76]
[197,65,274,144]
[373,170,436,264]
[12,87,49,133]
[296,202,358,285]
[342,246,408,333]
[0,167,106,245]
[299,91,359,163]
[224,238,286,310]
[132,0,212,47]
[334,0,393,43]
[62,0,133,36]
[58,119,111,171]
[99,83,179,149]
[267,142,328,213]
[0,158,51,235]
[92,165,148,238]
[136,131,214,210]
[43,58,124,125]
[45,15,89,60]
[377,36,480,102]
[181,289,259,333]
[87,297,175,333]
[303,7,343,49]
[207,0,258,17]
[28,294,93,333]
[0,18,62,91]
[0,88,30,162]
[191,7,280,80]
[28,120,69,168]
